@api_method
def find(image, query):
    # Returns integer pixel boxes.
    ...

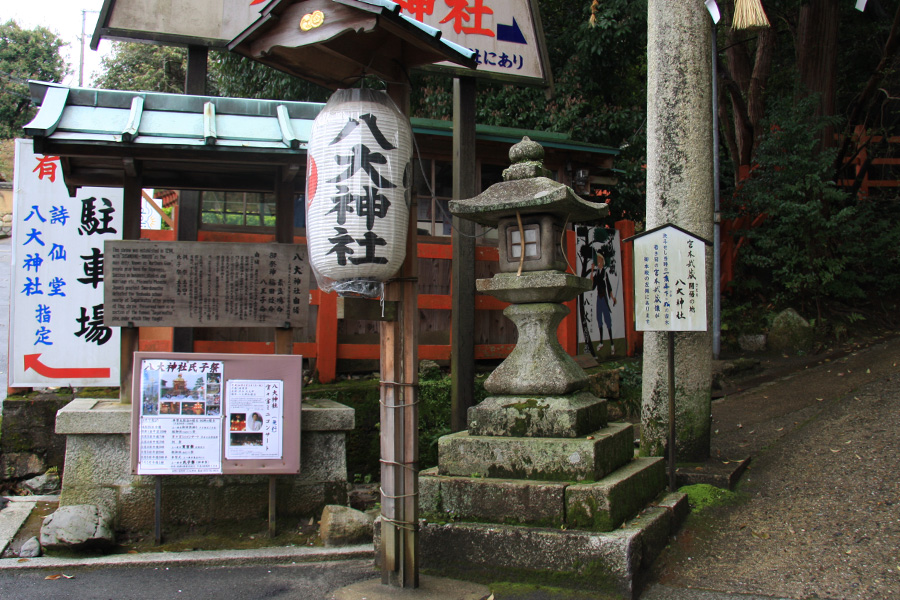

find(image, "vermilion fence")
[139,221,640,383]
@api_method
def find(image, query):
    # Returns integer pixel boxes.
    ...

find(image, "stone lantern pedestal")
[410,139,688,597]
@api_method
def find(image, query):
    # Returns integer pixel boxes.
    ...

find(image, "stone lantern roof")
[449,137,610,227]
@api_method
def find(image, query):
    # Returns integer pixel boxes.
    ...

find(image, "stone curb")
[0,544,374,571]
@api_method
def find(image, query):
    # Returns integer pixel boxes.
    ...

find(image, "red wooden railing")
[137,229,585,383]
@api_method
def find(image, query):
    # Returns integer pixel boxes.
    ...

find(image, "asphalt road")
[0,559,377,600]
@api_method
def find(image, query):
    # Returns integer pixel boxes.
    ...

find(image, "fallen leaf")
[776,427,784,431]
[487,595,495,600]
[17,559,28,563]
[838,373,845,377]
[127,550,138,554]
[45,575,62,580]
[831,449,840,453]
[867,369,871,374]
[817,398,824,402]
[844,440,852,444]
[586,436,594,440]
[751,530,770,539]
[62,575,74,579]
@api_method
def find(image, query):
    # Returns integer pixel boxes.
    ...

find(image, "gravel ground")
[648,335,900,600]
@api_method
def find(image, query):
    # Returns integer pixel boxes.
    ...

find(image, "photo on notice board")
[136,359,225,475]
[225,379,284,460]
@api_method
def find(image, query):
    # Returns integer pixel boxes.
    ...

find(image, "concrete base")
[331,575,490,600]
[55,397,354,532]
[421,457,666,532]
[376,493,688,599]
[438,422,634,482]
[468,391,607,438]
[674,457,751,490]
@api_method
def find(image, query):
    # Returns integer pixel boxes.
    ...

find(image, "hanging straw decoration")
[733,0,771,30]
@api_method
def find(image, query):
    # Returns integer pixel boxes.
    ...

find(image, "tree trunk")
[797,0,841,146]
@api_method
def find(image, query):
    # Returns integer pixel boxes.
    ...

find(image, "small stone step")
[468,391,607,438]
[377,494,689,599]
[438,422,634,482]
[420,468,567,527]
[566,457,666,531]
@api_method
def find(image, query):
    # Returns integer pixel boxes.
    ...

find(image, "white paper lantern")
[306,89,413,297]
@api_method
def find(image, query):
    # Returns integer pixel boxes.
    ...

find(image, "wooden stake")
[380,82,419,588]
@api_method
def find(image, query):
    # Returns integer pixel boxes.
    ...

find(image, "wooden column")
[120,174,142,404]
[274,169,296,355]
[450,76,477,433]
[380,82,419,588]
[173,46,208,353]
[172,190,200,353]
[185,46,208,96]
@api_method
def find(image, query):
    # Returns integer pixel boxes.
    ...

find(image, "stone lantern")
[417,138,678,594]
[449,137,610,433]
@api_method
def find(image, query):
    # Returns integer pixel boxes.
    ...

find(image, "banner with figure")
[575,226,626,358]
[10,139,122,387]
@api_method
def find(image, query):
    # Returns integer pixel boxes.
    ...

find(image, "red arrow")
[24,354,111,379]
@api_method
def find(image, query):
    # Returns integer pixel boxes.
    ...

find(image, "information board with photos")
[131,353,302,476]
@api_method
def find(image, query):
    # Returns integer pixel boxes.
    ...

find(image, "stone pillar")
[642,0,714,461]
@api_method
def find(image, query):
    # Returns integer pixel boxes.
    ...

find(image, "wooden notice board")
[104,241,309,329]
[130,352,303,476]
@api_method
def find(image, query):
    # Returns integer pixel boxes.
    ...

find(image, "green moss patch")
[678,483,741,512]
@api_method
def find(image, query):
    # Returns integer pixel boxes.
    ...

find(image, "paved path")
[643,335,900,600]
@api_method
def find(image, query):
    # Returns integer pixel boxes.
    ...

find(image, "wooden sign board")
[104,241,309,329]
[130,352,303,475]
[93,0,269,48]
[630,224,709,332]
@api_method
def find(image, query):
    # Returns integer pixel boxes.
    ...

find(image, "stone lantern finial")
[503,136,551,181]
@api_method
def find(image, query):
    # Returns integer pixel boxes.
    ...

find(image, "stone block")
[319,505,374,546]
[56,399,131,435]
[484,303,589,396]
[59,486,118,521]
[1,453,46,480]
[565,457,666,531]
[476,271,591,304]
[767,308,814,354]
[41,504,115,552]
[653,492,690,535]
[438,422,634,482]
[418,468,442,514]
[62,434,134,488]
[420,471,567,527]
[588,369,620,399]
[118,484,156,531]
[300,432,347,482]
[301,399,355,431]
[467,391,606,438]
[411,506,674,598]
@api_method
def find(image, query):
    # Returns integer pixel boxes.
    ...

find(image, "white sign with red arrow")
[10,139,122,387]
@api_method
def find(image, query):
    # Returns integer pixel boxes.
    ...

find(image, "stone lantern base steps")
[412,392,688,598]
[421,422,665,532]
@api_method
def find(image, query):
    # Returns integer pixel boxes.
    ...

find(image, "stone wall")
[56,398,354,532]
[0,392,73,481]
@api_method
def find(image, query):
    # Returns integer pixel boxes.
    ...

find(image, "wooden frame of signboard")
[129,352,303,476]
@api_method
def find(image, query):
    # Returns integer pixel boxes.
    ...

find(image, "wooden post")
[380,82,419,588]
[120,174,142,404]
[450,76,477,433]
[184,46,208,97]
[172,190,200,353]
[173,46,207,353]
[274,169,296,355]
